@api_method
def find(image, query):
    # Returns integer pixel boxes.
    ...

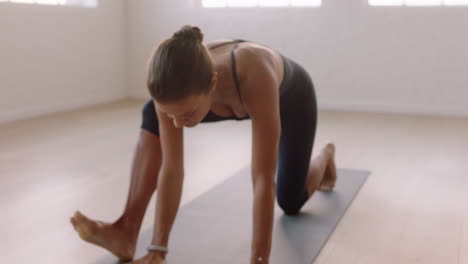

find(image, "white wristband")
[147,245,169,253]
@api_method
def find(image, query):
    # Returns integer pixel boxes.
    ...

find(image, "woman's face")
[156,73,218,128]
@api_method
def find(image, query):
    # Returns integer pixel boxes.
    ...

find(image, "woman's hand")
[250,256,269,264]
[128,252,167,264]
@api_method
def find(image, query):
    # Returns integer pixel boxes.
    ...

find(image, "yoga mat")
[93,168,369,264]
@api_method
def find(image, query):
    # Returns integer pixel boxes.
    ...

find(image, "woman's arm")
[150,102,185,259]
[238,48,282,264]
[249,116,279,264]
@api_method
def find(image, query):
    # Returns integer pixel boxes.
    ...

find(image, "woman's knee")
[276,193,304,215]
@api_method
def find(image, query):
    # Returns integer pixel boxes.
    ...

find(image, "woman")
[70,25,337,264]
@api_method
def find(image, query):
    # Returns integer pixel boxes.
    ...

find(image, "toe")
[76,211,90,223]
[76,211,84,219]
[70,217,76,227]
[73,211,81,220]
[319,182,334,192]
[326,142,335,152]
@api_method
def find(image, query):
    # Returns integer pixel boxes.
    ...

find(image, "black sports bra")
[207,39,248,103]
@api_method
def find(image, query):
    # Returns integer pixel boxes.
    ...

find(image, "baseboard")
[318,100,468,118]
[0,94,127,125]
[76,95,468,120]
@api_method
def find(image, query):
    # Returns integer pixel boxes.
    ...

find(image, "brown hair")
[147,25,214,103]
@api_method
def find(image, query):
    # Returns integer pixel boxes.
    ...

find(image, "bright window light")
[0,0,97,7]
[66,0,97,7]
[202,0,321,7]
[227,0,257,7]
[10,0,35,3]
[259,0,288,6]
[405,0,442,5]
[369,0,403,5]
[291,0,321,6]
[444,0,468,5]
[202,0,227,7]
[36,0,66,5]
[369,0,468,5]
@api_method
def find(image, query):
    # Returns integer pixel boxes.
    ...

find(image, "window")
[369,0,468,6]
[0,0,97,7]
[202,0,322,8]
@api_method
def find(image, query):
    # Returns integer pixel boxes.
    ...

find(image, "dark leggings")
[141,56,317,215]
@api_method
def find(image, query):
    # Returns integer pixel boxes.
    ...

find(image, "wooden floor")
[1,99,467,264]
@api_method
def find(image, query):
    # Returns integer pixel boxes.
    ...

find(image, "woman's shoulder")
[235,44,284,97]
[205,39,239,49]
[237,43,277,62]
[206,39,284,88]
[236,43,283,81]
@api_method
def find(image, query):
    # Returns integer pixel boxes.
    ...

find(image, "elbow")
[159,164,184,185]
[160,160,183,175]
[253,177,276,196]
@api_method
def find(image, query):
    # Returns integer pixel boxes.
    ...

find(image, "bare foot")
[318,143,337,192]
[70,211,137,261]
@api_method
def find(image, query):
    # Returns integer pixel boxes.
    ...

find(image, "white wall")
[0,0,127,124]
[127,0,468,117]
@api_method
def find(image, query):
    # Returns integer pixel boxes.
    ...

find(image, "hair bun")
[173,25,204,42]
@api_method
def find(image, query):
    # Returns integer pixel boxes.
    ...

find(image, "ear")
[209,72,218,93]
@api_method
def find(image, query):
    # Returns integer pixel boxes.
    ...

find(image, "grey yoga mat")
[93,168,369,264]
